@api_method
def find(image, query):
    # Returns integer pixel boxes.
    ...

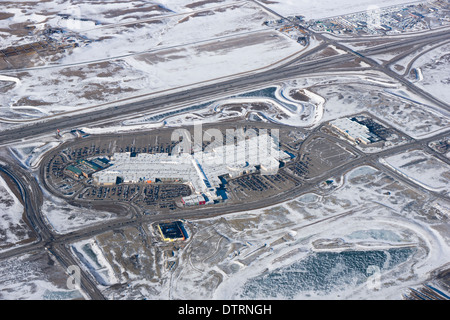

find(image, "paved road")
[0,166,49,242]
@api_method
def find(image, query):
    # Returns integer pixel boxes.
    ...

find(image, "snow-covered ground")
[74,70,449,140]
[9,140,61,169]
[208,166,449,300]
[70,165,449,300]
[71,239,122,287]
[407,42,450,104]
[0,0,305,123]
[0,170,33,252]
[123,84,323,128]
[42,199,121,234]
[285,73,449,139]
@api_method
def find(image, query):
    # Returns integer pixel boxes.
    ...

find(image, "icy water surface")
[235,87,277,99]
[240,248,414,299]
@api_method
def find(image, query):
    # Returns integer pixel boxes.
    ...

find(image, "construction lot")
[286,136,358,179]
[66,162,450,300]
[42,121,363,212]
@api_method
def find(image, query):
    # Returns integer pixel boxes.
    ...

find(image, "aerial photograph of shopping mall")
[0,0,449,306]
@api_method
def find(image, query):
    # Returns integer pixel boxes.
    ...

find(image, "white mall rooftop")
[93,133,291,198]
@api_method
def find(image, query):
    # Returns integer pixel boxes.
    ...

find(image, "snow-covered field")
[123,84,323,128]
[210,166,449,300]
[381,149,450,194]
[286,73,449,139]
[71,239,121,287]
[0,0,248,48]
[388,41,450,108]
[0,171,33,252]
[1,0,447,134]
[0,250,84,300]
[70,71,449,143]
[42,199,121,234]
[9,140,61,169]
[0,0,305,123]
[408,42,450,104]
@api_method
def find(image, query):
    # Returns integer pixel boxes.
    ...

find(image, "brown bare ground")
[178,16,191,24]
[81,83,137,101]
[394,64,405,71]
[260,0,279,4]
[191,10,216,18]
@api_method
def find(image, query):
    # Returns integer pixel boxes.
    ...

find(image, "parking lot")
[44,130,191,210]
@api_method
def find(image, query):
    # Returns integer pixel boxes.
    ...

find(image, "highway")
[0,4,449,300]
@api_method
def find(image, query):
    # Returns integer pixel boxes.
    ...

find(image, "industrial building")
[93,133,291,205]
[330,117,379,144]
